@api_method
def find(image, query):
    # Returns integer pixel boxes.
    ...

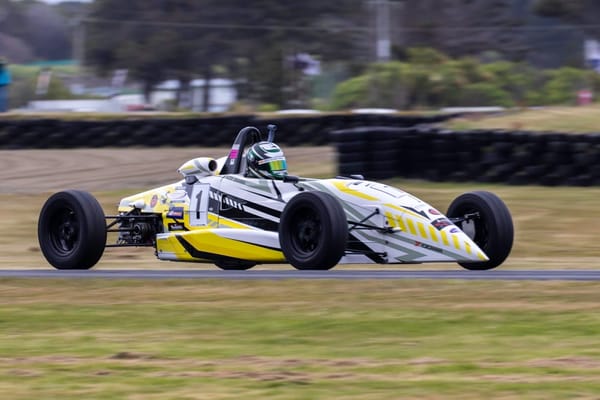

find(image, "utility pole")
[370,0,392,62]
[72,17,86,67]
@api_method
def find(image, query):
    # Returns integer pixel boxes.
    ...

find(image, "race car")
[38,125,514,271]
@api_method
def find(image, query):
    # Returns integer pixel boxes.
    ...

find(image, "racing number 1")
[189,183,210,226]
[195,191,202,220]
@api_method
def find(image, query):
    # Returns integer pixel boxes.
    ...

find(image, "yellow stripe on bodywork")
[428,226,439,242]
[406,219,417,235]
[207,213,219,228]
[477,251,487,261]
[385,203,427,220]
[183,231,284,262]
[385,212,397,228]
[441,230,449,246]
[452,234,461,250]
[156,235,198,261]
[465,241,472,255]
[417,222,428,239]
[204,213,221,228]
[158,228,285,263]
[395,216,407,232]
[333,181,378,201]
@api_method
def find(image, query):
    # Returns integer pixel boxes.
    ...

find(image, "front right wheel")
[447,191,513,270]
[279,191,348,270]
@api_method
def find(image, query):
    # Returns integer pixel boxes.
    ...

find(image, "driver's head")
[246,141,287,179]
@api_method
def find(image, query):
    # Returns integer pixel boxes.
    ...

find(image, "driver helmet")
[246,141,287,179]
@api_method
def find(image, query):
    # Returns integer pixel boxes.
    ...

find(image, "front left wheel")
[38,190,106,270]
[279,191,348,270]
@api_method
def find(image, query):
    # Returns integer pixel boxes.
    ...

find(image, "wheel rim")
[290,207,322,254]
[458,206,489,249]
[49,207,80,255]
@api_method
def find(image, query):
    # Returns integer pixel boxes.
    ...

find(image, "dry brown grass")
[446,105,600,133]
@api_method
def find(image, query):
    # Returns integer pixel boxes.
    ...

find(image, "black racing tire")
[214,260,256,270]
[446,191,513,270]
[279,191,348,270]
[38,190,106,270]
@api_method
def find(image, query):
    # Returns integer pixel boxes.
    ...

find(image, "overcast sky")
[39,0,92,3]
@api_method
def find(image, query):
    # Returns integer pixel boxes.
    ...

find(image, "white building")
[584,39,600,72]
[27,78,237,113]
[151,79,237,112]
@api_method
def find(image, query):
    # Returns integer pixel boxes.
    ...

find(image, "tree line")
[3,0,600,110]
[0,0,82,62]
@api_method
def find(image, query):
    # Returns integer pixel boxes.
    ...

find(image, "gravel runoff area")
[0,147,335,194]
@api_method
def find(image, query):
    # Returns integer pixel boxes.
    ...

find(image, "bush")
[329,47,598,110]
[330,75,372,109]
[257,103,279,112]
[541,67,590,104]
[459,83,514,107]
[406,47,449,65]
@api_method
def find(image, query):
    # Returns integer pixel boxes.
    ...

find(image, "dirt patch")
[110,351,156,360]
[3,354,600,387]
[527,357,600,369]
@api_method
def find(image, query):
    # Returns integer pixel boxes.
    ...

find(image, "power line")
[83,17,600,33]
[398,25,600,33]
[82,17,371,32]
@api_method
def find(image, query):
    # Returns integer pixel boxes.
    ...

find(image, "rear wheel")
[38,190,106,270]
[214,260,256,270]
[279,191,348,270]
[447,191,513,270]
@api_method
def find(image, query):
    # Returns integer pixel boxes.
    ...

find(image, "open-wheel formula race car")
[38,125,514,271]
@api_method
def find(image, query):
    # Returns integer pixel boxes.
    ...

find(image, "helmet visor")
[259,157,287,176]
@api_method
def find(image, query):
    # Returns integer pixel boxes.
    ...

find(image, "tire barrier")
[0,114,452,149]
[332,127,600,186]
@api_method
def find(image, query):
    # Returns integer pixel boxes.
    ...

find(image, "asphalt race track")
[1,269,600,281]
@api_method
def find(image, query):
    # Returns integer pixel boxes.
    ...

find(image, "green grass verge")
[1,279,600,399]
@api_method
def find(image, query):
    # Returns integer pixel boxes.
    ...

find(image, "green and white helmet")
[246,141,287,179]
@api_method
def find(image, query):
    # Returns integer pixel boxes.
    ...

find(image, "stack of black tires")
[0,114,452,149]
[332,127,600,186]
